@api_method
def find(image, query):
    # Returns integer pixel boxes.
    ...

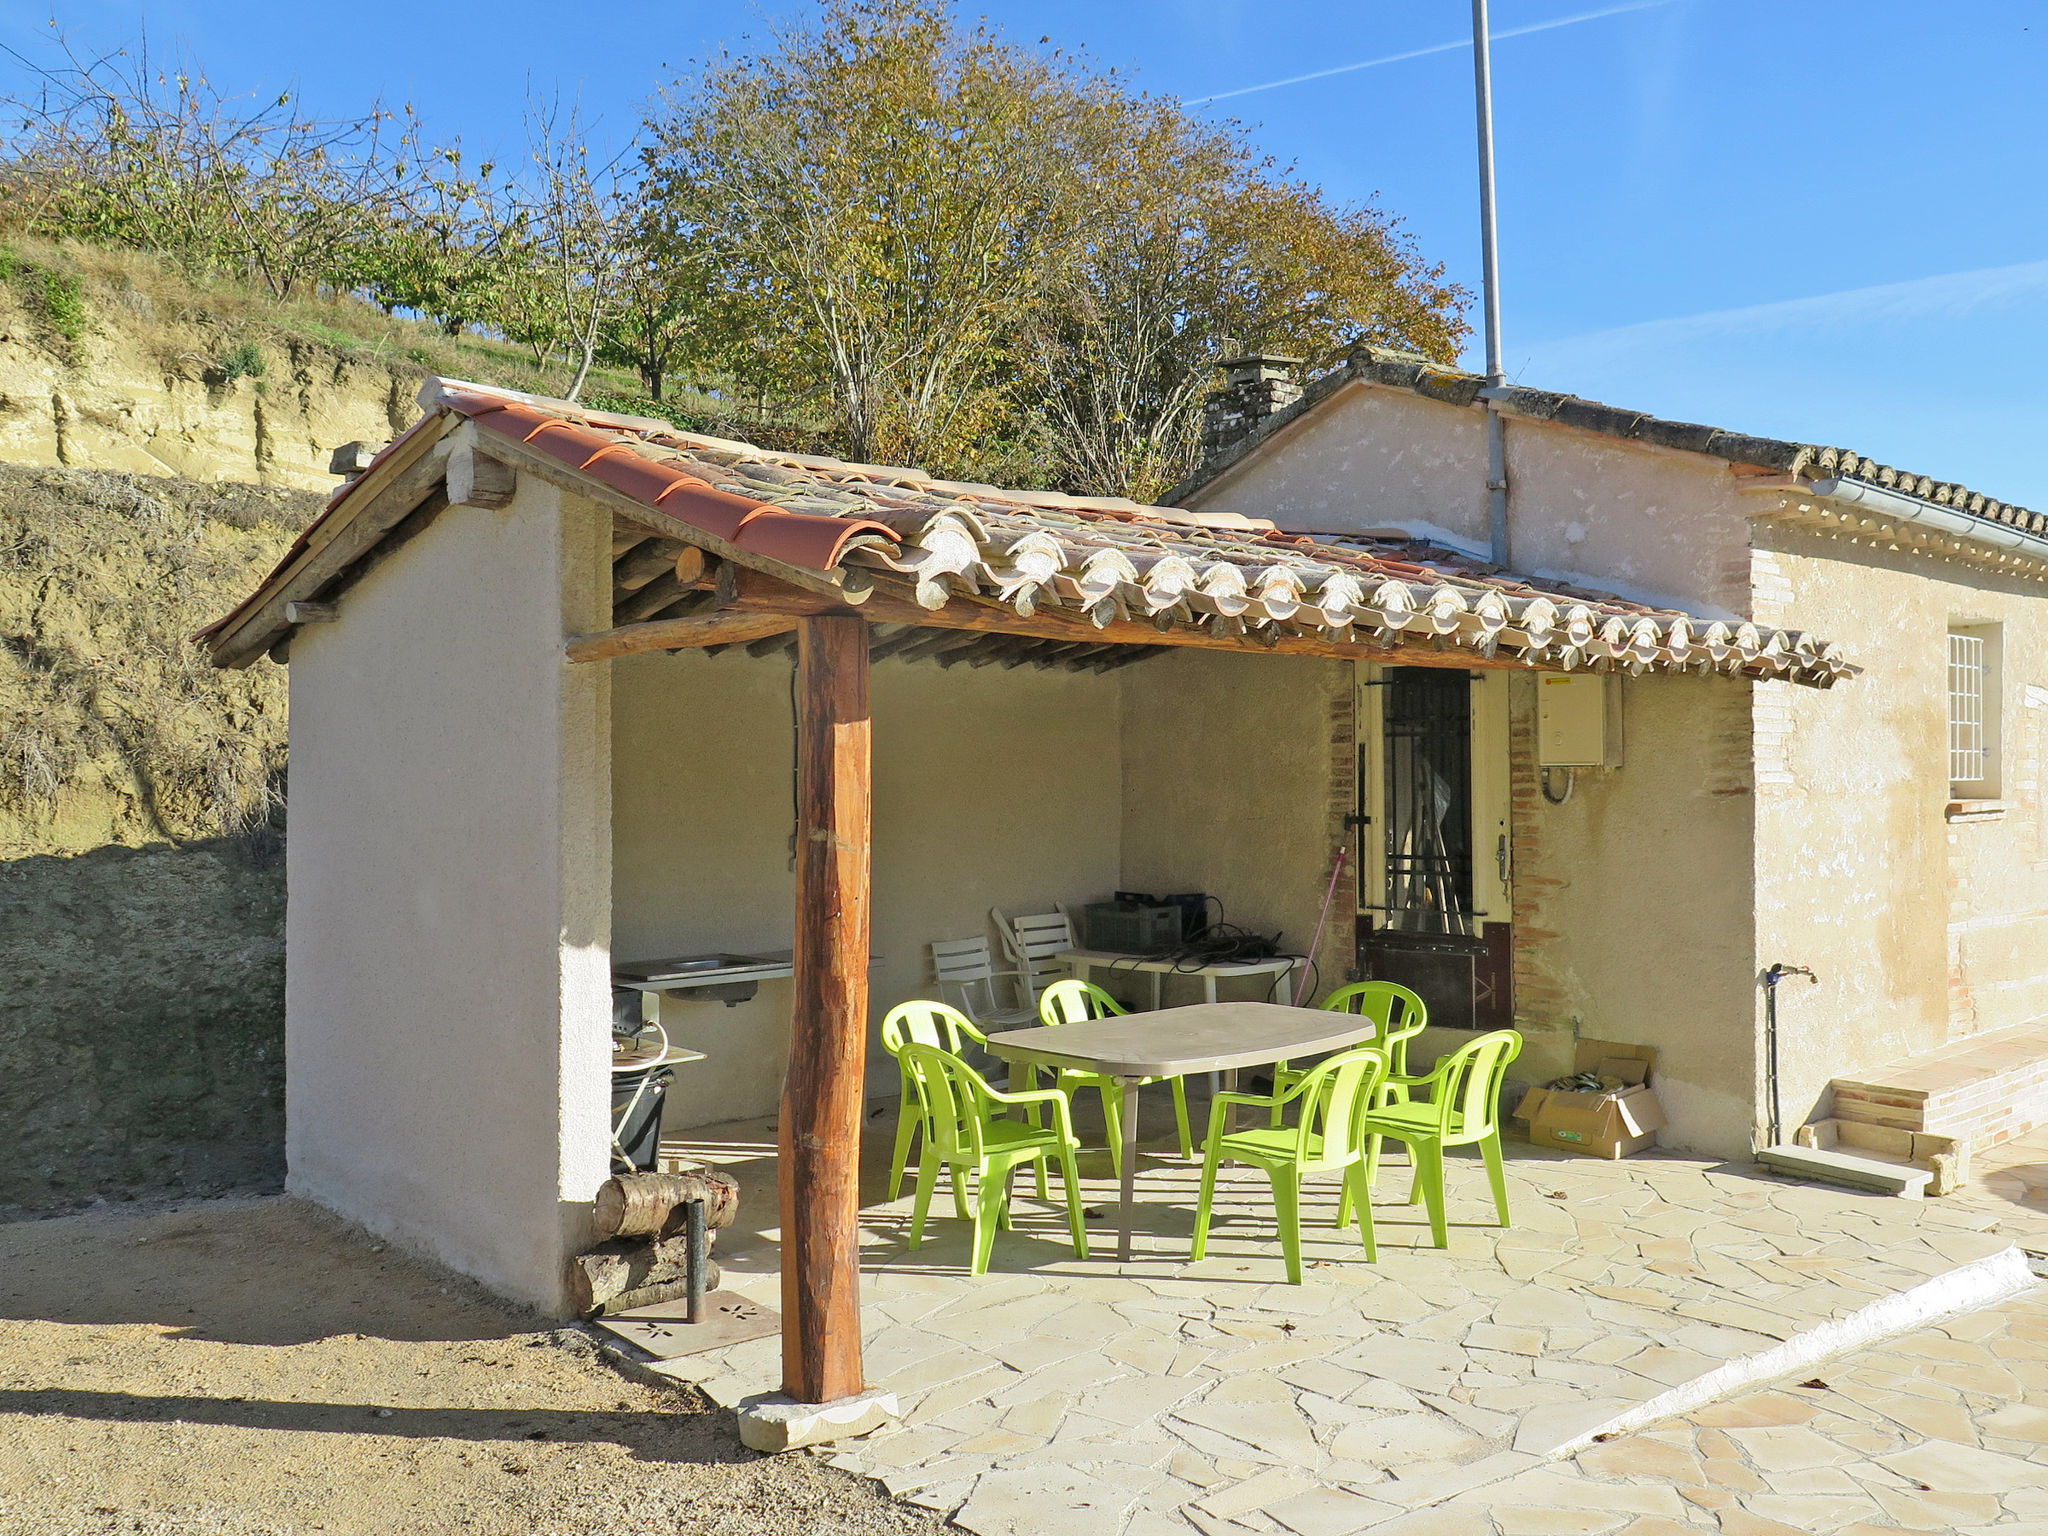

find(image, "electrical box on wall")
[1537,674,1624,767]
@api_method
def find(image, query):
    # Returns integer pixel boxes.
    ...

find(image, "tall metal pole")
[1473,0,1511,567]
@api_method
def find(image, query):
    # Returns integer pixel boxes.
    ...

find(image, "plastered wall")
[610,647,1124,1128]
[1118,650,1352,1005]
[1752,523,2048,1126]
[1505,673,1759,1156]
[1187,388,1773,1154]
[1188,383,1755,618]
[285,479,613,1314]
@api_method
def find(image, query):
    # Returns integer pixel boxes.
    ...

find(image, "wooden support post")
[781,614,872,1404]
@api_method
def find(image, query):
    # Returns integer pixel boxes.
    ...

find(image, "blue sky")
[8,2,2045,503]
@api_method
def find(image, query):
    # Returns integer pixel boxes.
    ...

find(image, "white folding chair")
[928,935,1037,1032]
[991,906,1077,1013]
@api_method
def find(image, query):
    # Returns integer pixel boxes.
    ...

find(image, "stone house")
[1177,346,2048,1174]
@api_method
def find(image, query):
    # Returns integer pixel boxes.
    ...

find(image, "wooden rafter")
[565,610,798,662]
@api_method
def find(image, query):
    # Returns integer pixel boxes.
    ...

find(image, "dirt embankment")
[0,243,677,1217]
[0,465,313,1215]
[0,244,427,491]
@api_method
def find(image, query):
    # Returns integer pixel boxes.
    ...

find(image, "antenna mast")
[1472,0,1511,566]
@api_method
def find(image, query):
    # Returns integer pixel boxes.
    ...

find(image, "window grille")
[1949,631,1987,786]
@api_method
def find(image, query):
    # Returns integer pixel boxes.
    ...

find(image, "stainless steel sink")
[614,950,793,986]
[663,953,764,974]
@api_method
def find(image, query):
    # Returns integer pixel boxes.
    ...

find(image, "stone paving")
[635,1095,2048,1536]
[1398,1283,2048,1534]
[1975,1125,2048,1221]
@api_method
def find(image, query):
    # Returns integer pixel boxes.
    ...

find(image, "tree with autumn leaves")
[642,0,1466,497]
[0,1,1466,498]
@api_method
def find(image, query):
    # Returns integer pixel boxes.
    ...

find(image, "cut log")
[674,545,708,587]
[591,1170,740,1240]
[572,1236,726,1315]
[613,538,685,593]
[590,1272,724,1318]
[614,570,690,624]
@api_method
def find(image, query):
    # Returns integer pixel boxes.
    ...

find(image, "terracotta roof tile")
[210,377,1852,687]
[436,389,900,564]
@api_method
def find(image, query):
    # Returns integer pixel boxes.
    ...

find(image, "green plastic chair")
[880,1000,988,1204]
[1344,1028,1523,1249]
[1036,978,1193,1166]
[1191,1045,1388,1284]
[1269,981,1429,1126]
[898,1041,1089,1275]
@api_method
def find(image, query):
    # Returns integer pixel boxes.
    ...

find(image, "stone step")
[1756,1143,1931,1198]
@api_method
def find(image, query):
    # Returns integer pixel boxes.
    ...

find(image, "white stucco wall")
[611,647,1124,1127]
[285,478,613,1314]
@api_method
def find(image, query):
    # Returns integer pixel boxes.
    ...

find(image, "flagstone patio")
[1398,1282,2048,1534]
[618,1089,2048,1536]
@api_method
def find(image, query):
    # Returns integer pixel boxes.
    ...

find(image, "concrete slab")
[1756,1144,1931,1198]
[592,1289,781,1359]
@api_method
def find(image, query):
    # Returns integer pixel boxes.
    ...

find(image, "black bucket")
[611,1065,675,1171]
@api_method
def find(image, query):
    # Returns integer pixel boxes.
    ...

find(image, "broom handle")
[1294,847,1349,1006]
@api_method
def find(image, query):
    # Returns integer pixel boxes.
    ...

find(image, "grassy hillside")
[1,236,652,407]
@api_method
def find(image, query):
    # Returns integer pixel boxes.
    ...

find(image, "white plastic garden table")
[985,1001,1383,1261]
[1056,949,1302,1012]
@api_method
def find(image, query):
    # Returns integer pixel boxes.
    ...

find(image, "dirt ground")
[0,1196,947,1536]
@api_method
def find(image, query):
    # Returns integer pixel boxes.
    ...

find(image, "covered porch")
[200,377,1856,1424]
[539,378,1848,1413]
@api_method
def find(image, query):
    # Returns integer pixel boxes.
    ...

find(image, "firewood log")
[590,1273,723,1317]
[571,1235,722,1315]
[591,1170,739,1241]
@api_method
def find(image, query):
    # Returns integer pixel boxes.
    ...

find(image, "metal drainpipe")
[1472,0,1511,567]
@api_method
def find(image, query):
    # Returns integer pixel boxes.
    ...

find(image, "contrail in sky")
[1532,260,2048,365]
[1185,1,1678,106]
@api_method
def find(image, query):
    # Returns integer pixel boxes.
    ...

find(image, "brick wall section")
[1506,683,1569,1024]
[1833,1017,2048,1149]
[1326,664,1358,981]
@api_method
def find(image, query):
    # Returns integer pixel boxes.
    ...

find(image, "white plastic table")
[985,1001,1383,1261]
[1057,949,1302,1012]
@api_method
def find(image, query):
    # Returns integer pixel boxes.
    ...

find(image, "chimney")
[1201,353,1303,461]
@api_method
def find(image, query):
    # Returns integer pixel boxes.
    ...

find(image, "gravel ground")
[0,1196,948,1536]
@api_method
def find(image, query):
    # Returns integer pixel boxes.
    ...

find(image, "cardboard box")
[1513,1038,1667,1159]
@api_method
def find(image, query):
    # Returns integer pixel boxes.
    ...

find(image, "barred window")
[1948,626,2000,797]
